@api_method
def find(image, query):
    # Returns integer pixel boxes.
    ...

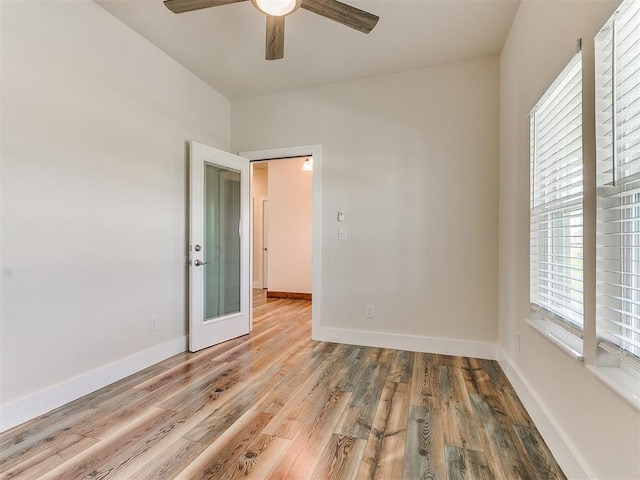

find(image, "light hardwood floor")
[0,290,565,479]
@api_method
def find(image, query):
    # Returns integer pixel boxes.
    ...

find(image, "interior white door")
[189,142,250,352]
[262,199,269,289]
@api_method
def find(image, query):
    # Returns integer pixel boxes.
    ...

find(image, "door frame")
[242,145,321,340]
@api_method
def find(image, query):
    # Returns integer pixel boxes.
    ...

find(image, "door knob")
[194,259,209,266]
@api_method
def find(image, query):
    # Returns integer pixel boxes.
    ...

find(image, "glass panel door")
[189,142,250,352]
[204,164,241,320]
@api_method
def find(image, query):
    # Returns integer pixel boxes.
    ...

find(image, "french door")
[189,142,250,352]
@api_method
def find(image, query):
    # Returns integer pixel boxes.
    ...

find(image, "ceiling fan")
[163,0,379,60]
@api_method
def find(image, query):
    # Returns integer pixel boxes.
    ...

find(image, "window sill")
[587,365,640,412]
[526,316,584,361]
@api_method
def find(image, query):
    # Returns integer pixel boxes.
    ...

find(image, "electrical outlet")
[365,304,375,318]
[150,314,159,332]
[516,332,521,352]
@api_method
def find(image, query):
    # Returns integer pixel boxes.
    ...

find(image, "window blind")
[530,53,584,331]
[596,0,640,364]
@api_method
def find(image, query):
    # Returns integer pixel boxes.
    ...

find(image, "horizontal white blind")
[596,0,640,361]
[530,53,584,330]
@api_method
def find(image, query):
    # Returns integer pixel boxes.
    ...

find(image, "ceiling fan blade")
[164,0,248,14]
[300,0,378,34]
[266,15,285,60]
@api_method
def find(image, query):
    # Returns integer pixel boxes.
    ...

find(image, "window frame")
[529,52,585,337]
[595,0,640,373]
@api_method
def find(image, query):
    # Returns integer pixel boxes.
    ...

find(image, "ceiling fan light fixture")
[255,0,297,16]
[164,0,380,61]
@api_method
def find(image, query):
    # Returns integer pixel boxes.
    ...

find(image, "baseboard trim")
[0,335,188,433]
[267,291,312,301]
[315,326,496,359]
[497,348,593,479]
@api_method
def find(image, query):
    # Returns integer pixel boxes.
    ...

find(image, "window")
[530,52,584,334]
[595,0,640,368]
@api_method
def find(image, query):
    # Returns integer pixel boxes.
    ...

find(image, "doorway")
[251,161,269,290]
[243,145,321,339]
[251,156,312,300]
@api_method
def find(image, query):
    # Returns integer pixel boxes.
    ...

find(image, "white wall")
[232,57,499,350]
[0,0,230,426]
[499,0,640,478]
[267,158,312,294]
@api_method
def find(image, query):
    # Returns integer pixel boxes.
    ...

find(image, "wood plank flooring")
[0,290,565,479]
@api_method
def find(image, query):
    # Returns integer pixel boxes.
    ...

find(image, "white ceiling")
[96,0,520,100]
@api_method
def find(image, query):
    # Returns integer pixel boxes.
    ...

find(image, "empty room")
[1,0,639,479]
